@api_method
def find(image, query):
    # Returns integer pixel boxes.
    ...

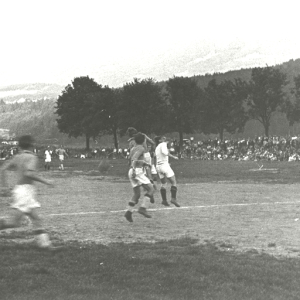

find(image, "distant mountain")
[0,83,65,103]
[2,58,300,105]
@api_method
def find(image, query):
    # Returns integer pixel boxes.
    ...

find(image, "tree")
[285,74,300,126]
[247,67,287,136]
[95,87,123,150]
[55,76,105,150]
[164,76,203,150]
[201,79,248,140]
[120,78,166,135]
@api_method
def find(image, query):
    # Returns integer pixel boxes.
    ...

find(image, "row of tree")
[55,66,300,150]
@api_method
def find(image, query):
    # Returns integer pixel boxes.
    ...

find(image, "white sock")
[127,205,134,212]
[140,197,149,209]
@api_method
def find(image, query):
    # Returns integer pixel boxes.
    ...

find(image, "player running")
[0,135,60,250]
[124,133,155,222]
[155,136,180,207]
[56,145,69,171]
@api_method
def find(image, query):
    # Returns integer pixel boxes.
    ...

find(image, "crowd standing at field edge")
[174,135,300,161]
[3,135,300,163]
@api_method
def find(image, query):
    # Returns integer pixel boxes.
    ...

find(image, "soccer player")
[44,146,51,170]
[155,136,180,207]
[127,127,156,183]
[124,133,155,222]
[0,135,59,250]
[56,145,69,170]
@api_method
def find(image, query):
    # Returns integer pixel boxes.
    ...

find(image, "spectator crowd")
[2,135,300,163]
[173,136,300,162]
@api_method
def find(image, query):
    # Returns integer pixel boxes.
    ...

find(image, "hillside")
[0,83,64,103]
[1,59,300,144]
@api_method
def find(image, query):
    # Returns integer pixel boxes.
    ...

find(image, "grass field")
[1,158,300,299]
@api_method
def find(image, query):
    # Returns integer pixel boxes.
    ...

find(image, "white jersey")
[155,142,169,165]
[45,150,51,162]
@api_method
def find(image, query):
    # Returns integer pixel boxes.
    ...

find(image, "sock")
[140,196,149,209]
[160,188,167,201]
[145,192,154,203]
[171,186,177,199]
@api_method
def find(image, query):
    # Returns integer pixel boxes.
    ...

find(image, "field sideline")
[1,158,300,299]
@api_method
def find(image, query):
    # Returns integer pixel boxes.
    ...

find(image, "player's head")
[127,127,138,138]
[154,136,161,146]
[154,136,166,146]
[18,135,34,150]
[134,132,145,145]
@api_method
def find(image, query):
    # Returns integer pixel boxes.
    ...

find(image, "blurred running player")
[0,135,60,250]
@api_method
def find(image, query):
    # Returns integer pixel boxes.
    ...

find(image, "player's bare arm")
[23,169,54,187]
[0,159,15,188]
[145,135,155,146]
[168,152,179,160]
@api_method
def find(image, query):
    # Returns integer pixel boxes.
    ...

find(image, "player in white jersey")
[154,136,180,207]
[124,133,155,222]
[44,146,52,171]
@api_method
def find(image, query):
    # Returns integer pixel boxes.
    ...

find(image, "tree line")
[55,65,300,150]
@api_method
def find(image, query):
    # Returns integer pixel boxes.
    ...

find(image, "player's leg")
[151,164,159,191]
[167,175,180,207]
[125,186,140,222]
[125,168,141,222]
[164,164,180,207]
[159,177,170,206]
[60,156,64,170]
[156,165,169,206]
[138,183,154,218]
[28,209,62,251]
[27,209,53,249]
[0,209,23,230]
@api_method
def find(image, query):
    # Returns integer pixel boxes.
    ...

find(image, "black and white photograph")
[1,0,300,299]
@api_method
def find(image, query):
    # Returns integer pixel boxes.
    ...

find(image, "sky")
[1,0,300,88]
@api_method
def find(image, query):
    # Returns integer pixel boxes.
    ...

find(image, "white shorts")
[59,155,64,161]
[144,152,151,165]
[156,163,175,179]
[45,158,51,163]
[128,168,151,188]
[11,184,40,213]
